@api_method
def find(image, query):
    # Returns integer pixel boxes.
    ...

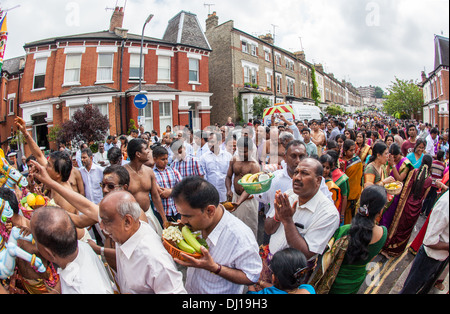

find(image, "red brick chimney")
[109,7,124,32]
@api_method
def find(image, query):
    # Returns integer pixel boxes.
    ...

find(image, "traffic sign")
[134,93,148,109]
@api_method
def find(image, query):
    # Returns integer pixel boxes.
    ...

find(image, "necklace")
[127,164,144,177]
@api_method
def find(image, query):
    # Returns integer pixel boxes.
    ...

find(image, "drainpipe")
[119,39,125,134]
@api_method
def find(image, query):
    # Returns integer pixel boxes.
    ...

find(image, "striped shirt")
[185,207,262,294]
[153,166,182,216]
[430,160,445,187]
[170,156,205,178]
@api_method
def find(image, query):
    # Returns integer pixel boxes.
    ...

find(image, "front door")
[32,114,49,150]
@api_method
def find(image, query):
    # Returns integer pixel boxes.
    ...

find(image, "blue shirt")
[406,152,424,169]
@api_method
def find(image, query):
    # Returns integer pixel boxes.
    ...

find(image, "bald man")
[31,206,114,294]
[98,191,186,294]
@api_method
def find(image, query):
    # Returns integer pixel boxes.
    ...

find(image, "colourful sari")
[343,156,363,224]
[356,144,371,164]
[331,168,349,219]
[409,167,449,255]
[381,169,432,257]
[325,179,342,211]
[379,157,414,228]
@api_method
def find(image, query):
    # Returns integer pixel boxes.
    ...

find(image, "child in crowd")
[247,248,315,294]
[152,146,182,223]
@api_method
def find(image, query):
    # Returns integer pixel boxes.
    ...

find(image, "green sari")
[328,224,387,294]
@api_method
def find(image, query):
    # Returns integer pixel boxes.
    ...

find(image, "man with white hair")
[98,191,186,294]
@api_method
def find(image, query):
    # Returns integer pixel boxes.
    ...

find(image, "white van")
[262,102,322,126]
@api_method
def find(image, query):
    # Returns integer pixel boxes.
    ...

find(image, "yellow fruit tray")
[384,181,403,195]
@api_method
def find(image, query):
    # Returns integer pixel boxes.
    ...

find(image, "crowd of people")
[0,112,448,295]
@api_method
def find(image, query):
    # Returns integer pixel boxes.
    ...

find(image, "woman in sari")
[379,143,414,229]
[311,185,388,294]
[355,131,371,165]
[327,150,349,224]
[341,139,363,224]
[406,138,426,169]
[381,154,433,258]
[319,154,341,211]
[363,141,395,189]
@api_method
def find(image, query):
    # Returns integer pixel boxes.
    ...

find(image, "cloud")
[2,0,449,91]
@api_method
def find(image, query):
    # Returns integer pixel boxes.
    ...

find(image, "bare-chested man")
[68,166,85,196]
[310,119,326,157]
[14,117,87,240]
[226,136,261,238]
[124,138,167,235]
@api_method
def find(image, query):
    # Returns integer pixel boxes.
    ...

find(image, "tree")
[57,104,110,145]
[383,77,423,118]
[310,66,321,106]
[252,95,271,119]
[325,104,344,116]
[375,86,384,98]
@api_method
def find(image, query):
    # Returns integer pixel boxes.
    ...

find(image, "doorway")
[32,114,49,150]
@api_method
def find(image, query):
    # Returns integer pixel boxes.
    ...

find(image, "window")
[97,54,114,82]
[276,54,281,66]
[189,59,199,82]
[69,104,109,120]
[33,58,47,90]
[266,72,272,88]
[264,50,271,62]
[158,56,171,82]
[64,54,82,84]
[159,101,172,135]
[243,66,250,83]
[8,98,14,115]
[250,68,257,85]
[439,76,443,95]
[276,75,281,93]
[287,78,295,96]
[129,54,143,80]
[242,41,249,53]
[251,44,257,56]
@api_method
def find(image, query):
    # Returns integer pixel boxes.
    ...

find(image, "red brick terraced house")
[0,7,212,155]
[420,35,449,131]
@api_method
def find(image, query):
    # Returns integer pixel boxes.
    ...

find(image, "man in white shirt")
[171,176,262,294]
[346,116,356,129]
[94,142,110,167]
[200,132,232,203]
[80,148,104,205]
[30,206,114,294]
[98,191,186,294]
[265,158,339,261]
[425,128,439,157]
[400,191,449,294]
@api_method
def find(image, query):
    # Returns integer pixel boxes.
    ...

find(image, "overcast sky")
[2,0,449,91]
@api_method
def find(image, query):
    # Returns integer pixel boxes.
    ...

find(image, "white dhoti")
[232,192,259,239]
[145,208,163,236]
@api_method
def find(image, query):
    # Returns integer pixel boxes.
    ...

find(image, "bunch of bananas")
[241,172,272,183]
[163,225,207,255]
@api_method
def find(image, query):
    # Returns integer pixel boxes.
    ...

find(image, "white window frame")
[251,44,257,57]
[33,58,47,91]
[189,58,199,83]
[96,53,114,83]
[129,54,144,80]
[8,94,15,115]
[64,54,82,86]
[242,41,249,53]
[157,55,171,83]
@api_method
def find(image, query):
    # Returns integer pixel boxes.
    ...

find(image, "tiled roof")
[60,85,118,97]
[125,84,181,93]
[434,35,449,69]
[1,56,25,75]
[162,11,211,51]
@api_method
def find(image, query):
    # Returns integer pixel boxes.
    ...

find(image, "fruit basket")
[384,181,403,195]
[20,193,48,218]
[161,224,204,262]
[162,238,202,262]
[238,172,274,195]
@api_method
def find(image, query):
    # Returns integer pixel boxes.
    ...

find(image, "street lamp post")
[139,13,154,93]
[138,13,153,116]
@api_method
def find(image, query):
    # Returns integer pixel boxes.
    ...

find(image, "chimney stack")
[314,63,324,73]
[206,11,219,32]
[294,51,306,61]
[258,33,274,45]
[421,71,427,83]
[109,7,124,32]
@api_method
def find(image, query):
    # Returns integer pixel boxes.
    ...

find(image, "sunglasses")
[99,182,123,190]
